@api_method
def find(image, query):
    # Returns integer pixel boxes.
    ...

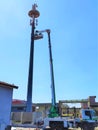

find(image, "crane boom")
[47,31,59,117]
[36,29,59,117]
[47,31,56,106]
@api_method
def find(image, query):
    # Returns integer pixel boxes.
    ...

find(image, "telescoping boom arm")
[36,29,59,117]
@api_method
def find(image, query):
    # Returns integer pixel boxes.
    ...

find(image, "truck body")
[43,108,98,130]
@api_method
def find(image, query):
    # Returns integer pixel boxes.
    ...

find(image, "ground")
[11,127,98,130]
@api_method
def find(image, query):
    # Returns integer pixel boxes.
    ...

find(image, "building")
[12,100,51,124]
[0,81,18,130]
[12,99,27,112]
[12,96,98,117]
[12,100,51,118]
[81,96,98,109]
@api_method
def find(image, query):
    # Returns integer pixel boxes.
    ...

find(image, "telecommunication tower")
[26,4,42,112]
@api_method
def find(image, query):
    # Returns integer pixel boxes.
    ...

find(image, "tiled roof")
[12,99,26,104]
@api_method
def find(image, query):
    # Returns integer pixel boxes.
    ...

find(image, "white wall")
[0,86,13,130]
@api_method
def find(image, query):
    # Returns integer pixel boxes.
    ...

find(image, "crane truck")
[35,30,98,130]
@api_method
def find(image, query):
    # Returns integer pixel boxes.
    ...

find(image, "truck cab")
[79,109,98,121]
[74,109,98,130]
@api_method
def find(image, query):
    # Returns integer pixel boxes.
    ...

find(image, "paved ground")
[12,127,98,130]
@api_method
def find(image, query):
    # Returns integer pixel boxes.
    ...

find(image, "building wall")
[81,102,88,108]
[0,86,13,129]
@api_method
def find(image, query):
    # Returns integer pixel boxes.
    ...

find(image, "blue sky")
[0,0,97,103]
